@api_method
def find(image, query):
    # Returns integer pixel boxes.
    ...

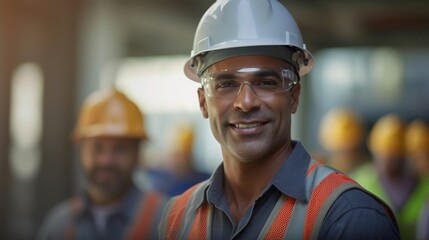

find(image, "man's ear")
[198,88,209,118]
[291,83,301,114]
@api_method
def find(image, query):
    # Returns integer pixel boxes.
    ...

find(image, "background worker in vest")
[38,88,166,239]
[405,119,429,240]
[353,114,422,239]
[318,107,369,175]
[157,0,399,239]
[405,119,429,181]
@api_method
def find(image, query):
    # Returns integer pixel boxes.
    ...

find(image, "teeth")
[235,123,261,129]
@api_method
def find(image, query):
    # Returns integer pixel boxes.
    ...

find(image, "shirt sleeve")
[36,201,73,240]
[318,189,400,240]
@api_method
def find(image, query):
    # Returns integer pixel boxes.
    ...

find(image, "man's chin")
[92,184,127,199]
[89,179,122,193]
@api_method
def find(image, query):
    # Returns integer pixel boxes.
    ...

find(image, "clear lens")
[201,67,298,99]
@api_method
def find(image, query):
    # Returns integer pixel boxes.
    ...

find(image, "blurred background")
[1,0,428,239]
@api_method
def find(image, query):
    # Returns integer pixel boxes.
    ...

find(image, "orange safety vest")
[65,191,163,240]
[159,160,395,240]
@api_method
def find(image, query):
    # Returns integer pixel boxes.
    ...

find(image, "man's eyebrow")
[213,72,237,80]
[254,69,280,78]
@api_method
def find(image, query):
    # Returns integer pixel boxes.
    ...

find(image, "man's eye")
[216,81,238,89]
[257,78,281,87]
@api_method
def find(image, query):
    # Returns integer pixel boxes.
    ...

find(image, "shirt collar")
[205,140,311,207]
[271,141,310,202]
[205,163,226,208]
[78,185,142,221]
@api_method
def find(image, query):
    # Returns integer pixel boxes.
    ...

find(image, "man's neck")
[222,143,292,222]
[87,186,131,207]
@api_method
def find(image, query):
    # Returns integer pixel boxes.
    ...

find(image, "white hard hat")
[184,0,314,82]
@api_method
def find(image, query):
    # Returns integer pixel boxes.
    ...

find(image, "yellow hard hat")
[172,123,195,154]
[319,107,365,152]
[368,114,405,157]
[405,120,429,156]
[73,89,148,141]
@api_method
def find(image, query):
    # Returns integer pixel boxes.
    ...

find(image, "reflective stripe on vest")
[161,160,365,239]
[66,192,163,240]
[127,192,164,239]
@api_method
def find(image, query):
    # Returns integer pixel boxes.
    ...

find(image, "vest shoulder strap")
[65,195,83,240]
[305,171,360,240]
[162,181,209,239]
[127,191,165,240]
[259,161,362,240]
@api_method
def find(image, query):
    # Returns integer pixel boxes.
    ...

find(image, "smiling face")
[198,56,301,162]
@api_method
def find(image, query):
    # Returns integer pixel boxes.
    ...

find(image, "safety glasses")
[201,67,299,99]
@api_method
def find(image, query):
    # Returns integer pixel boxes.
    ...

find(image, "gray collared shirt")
[194,141,399,239]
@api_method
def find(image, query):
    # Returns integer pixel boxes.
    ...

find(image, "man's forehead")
[208,55,292,72]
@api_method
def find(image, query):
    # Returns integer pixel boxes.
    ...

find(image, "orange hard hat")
[405,120,429,156]
[319,107,365,152]
[73,89,148,141]
[368,114,405,157]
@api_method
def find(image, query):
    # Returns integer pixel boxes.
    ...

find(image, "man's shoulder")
[319,188,399,239]
[45,196,80,221]
[316,167,395,222]
[37,197,79,240]
[333,188,390,213]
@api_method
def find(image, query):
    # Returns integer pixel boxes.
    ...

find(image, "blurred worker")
[319,107,368,174]
[144,122,210,197]
[406,119,429,240]
[38,88,166,239]
[406,119,429,179]
[354,114,427,239]
[157,0,399,239]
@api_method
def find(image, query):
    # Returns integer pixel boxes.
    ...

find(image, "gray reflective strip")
[305,163,335,199]
[310,183,359,240]
[283,200,308,239]
[206,204,213,240]
[178,183,208,238]
[281,160,322,239]
[158,198,175,239]
[283,161,342,239]
[257,194,288,239]
[309,159,319,167]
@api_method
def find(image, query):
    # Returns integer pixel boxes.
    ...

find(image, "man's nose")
[233,82,261,112]
[96,150,116,166]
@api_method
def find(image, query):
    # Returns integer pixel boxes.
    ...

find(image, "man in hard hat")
[354,114,426,239]
[38,89,166,239]
[157,0,399,239]
[406,119,429,179]
[405,119,429,240]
